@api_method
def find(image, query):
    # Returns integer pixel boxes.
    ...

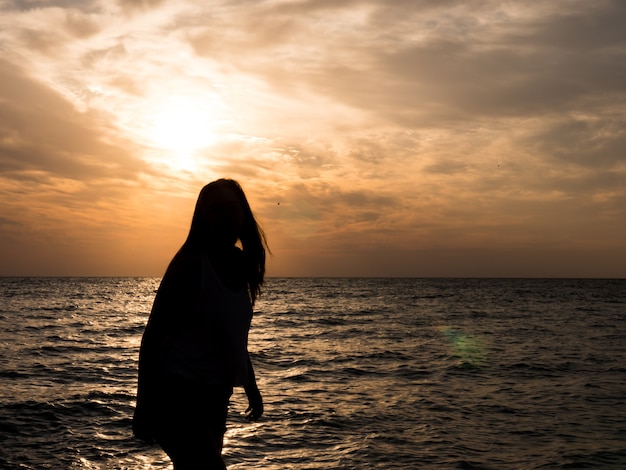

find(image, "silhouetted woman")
[133,179,268,469]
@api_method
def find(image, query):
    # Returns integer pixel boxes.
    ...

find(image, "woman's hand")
[244,384,264,421]
[244,354,263,421]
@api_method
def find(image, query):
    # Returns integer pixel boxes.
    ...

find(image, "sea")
[0,277,625,470]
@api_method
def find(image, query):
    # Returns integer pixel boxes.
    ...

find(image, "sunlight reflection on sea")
[0,277,625,469]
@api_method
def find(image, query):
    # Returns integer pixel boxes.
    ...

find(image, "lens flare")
[439,326,488,366]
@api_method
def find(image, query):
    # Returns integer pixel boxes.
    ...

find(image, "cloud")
[0,59,146,179]
[525,117,626,169]
[117,0,165,12]
[0,0,624,276]
[0,56,174,275]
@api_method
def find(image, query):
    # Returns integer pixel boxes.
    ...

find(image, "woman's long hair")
[183,178,269,305]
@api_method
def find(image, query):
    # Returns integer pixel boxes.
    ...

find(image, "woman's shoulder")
[163,247,203,287]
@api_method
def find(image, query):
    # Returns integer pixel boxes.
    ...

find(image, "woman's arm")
[244,354,263,421]
[133,250,202,441]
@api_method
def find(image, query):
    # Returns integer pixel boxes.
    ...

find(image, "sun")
[148,95,221,152]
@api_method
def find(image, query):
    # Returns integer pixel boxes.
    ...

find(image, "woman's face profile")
[203,185,245,247]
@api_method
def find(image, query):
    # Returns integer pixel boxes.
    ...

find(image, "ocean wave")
[1,277,626,469]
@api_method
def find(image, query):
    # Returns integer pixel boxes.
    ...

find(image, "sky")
[0,0,625,278]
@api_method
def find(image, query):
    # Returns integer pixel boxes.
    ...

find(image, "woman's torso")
[162,253,253,386]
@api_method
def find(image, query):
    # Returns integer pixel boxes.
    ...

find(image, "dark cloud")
[5,0,97,10]
[515,1,626,51]
[17,28,68,56]
[268,181,398,228]
[424,158,470,175]
[348,10,625,124]
[185,0,626,130]
[525,117,626,169]
[12,11,103,56]
[63,11,101,38]
[116,0,165,12]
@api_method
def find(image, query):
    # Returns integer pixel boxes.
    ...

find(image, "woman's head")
[194,179,246,247]
[186,179,268,303]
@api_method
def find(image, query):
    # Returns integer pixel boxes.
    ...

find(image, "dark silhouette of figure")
[133,179,268,469]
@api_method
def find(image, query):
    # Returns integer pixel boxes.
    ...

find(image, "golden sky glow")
[0,0,625,277]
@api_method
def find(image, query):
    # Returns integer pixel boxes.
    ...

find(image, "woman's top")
[162,253,253,387]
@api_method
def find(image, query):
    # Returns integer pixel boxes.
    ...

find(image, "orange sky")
[1,0,625,277]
